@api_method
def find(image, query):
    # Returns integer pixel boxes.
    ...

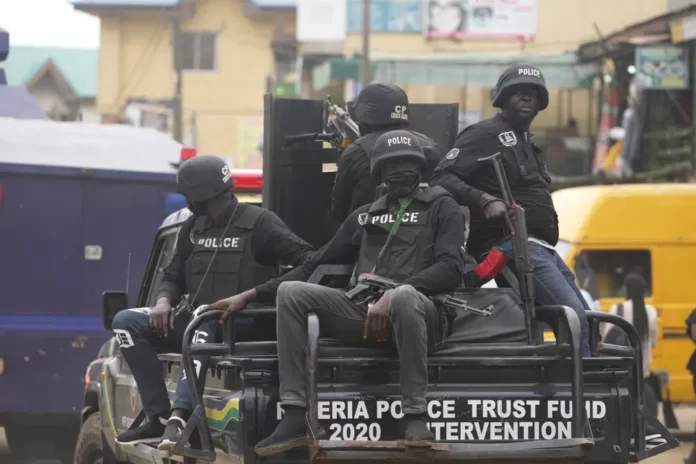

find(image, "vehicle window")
[574,249,652,300]
[146,229,179,307]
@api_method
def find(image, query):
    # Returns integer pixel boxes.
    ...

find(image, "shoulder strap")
[350,198,413,286]
[617,303,623,317]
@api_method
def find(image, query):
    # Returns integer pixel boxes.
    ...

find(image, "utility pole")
[360,0,371,88]
[172,7,183,143]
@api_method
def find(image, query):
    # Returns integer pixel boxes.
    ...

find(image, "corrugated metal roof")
[4,46,98,98]
[0,87,48,120]
[0,118,182,174]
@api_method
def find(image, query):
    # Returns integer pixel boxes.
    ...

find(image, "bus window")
[575,249,652,300]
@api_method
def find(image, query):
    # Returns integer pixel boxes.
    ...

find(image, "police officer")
[429,64,592,356]
[111,155,315,447]
[331,82,441,222]
[248,130,465,455]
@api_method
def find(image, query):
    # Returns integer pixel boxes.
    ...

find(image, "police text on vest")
[198,237,241,249]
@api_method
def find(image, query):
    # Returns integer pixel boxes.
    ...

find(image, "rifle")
[345,273,493,317]
[285,96,360,151]
[477,152,537,343]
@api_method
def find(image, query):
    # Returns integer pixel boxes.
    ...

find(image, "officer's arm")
[253,209,363,303]
[154,218,194,307]
[429,127,491,208]
[400,197,465,295]
[250,211,315,266]
[331,144,366,222]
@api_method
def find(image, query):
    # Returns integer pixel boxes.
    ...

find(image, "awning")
[313,52,601,91]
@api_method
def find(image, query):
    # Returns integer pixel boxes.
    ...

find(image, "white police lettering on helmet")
[221,165,232,183]
[197,237,241,249]
[391,105,408,120]
[387,136,412,147]
[518,68,541,78]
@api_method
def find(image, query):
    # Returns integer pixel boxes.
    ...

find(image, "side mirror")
[102,291,129,330]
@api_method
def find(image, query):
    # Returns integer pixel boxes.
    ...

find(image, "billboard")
[635,45,689,90]
[424,0,537,41]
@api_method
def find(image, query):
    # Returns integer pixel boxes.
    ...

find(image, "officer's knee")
[112,309,136,331]
[389,285,423,320]
[277,281,311,305]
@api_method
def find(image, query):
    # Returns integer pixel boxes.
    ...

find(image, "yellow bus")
[552,183,696,402]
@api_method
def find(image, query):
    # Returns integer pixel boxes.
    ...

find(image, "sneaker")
[403,414,434,448]
[158,417,186,451]
[116,417,167,445]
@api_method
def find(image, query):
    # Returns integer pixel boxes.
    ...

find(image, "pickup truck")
[75,202,678,464]
[74,95,679,464]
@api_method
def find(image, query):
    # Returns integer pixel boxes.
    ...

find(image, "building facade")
[76,0,673,167]
[74,0,295,169]
[3,46,99,123]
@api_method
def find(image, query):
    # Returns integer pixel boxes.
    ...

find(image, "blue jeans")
[111,308,225,419]
[496,242,591,357]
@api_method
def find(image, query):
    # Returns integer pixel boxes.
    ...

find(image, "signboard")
[635,45,689,89]
[424,0,537,40]
[297,0,347,42]
[347,0,422,33]
[278,398,608,442]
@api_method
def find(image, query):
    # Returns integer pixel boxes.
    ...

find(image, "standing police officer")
[331,83,441,222]
[429,64,592,356]
[250,130,465,456]
[111,155,315,447]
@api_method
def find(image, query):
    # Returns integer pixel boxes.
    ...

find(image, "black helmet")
[176,155,234,202]
[371,130,428,180]
[492,64,549,111]
[354,83,409,126]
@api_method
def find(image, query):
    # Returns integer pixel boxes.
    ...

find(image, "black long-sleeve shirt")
[156,205,315,305]
[283,192,465,295]
[429,113,557,258]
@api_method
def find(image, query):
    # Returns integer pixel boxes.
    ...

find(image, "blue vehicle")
[0,118,189,462]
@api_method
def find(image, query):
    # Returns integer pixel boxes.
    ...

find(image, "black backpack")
[604,303,630,347]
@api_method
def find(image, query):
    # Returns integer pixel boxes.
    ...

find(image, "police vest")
[185,204,276,305]
[354,186,451,282]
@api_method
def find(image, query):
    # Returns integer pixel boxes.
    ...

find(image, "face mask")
[383,169,421,198]
[187,201,208,216]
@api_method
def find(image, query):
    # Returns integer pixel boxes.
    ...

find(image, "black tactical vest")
[185,204,276,305]
[355,186,451,282]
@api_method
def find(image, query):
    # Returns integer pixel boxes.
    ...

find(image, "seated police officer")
[331,83,441,222]
[111,155,315,447]
[429,64,592,356]
[240,130,465,456]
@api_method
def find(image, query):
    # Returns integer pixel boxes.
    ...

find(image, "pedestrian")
[602,274,659,417]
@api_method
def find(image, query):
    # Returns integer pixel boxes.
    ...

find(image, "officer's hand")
[482,200,515,235]
[149,300,174,338]
[201,295,249,326]
[364,290,391,342]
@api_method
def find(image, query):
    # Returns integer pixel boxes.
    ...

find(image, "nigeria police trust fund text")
[278,399,607,442]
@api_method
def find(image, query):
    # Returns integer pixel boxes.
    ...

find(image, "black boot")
[403,413,434,447]
[255,406,308,456]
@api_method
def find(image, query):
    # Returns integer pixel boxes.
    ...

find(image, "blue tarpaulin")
[0,86,48,119]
